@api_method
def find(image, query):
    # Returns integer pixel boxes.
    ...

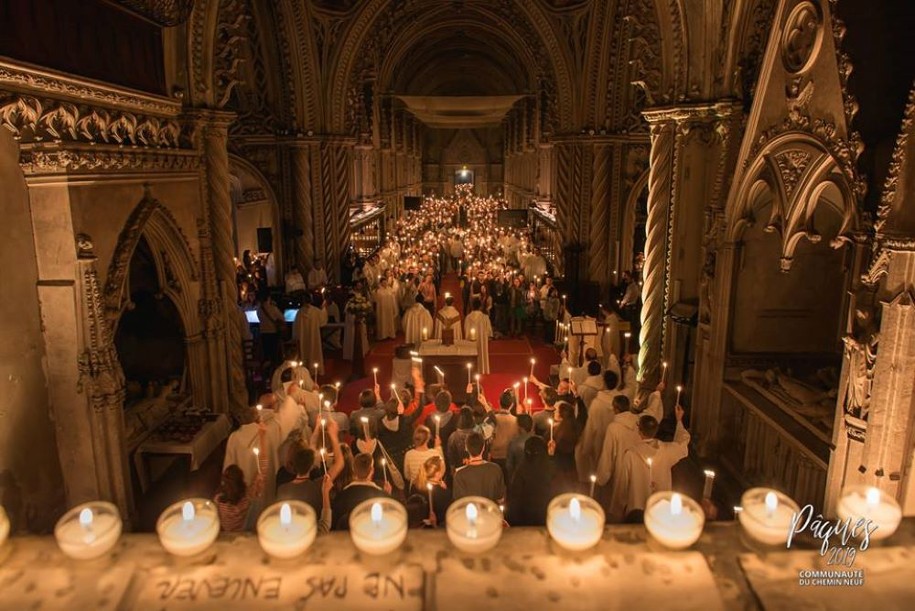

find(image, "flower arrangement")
[346,293,374,321]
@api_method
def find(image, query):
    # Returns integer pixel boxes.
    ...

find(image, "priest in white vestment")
[342,298,370,361]
[464,298,493,374]
[403,294,433,347]
[594,396,640,487]
[574,369,621,482]
[610,406,690,521]
[293,293,328,375]
[374,277,399,340]
[434,295,463,340]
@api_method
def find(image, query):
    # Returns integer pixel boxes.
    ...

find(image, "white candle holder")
[446,496,502,553]
[836,485,902,542]
[349,498,407,555]
[738,488,799,546]
[156,498,220,556]
[54,501,122,560]
[257,501,317,559]
[644,491,705,550]
[547,493,605,551]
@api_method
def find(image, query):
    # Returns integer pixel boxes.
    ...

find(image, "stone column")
[289,139,315,271]
[199,111,246,416]
[637,118,675,386]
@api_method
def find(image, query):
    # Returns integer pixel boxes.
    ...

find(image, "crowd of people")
[213,187,685,536]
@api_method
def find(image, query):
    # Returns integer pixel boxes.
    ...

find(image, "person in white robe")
[342,296,370,361]
[464,298,493,374]
[293,293,327,375]
[574,369,621,482]
[223,401,283,503]
[600,306,622,366]
[610,405,690,522]
[571,348,602,389]
[594,395,640,488]
[306,261,328,290]
[374,277,399,340]
[434,296,463,340]
[403,294,433,347]
[576,360,606,410]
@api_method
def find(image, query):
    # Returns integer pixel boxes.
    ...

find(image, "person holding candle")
[224,403,283,503]
[348,387,386,439]
[532,386,559,438]
[446,407,477,478]
[214,423,269,532]
[575,370,621,482]
[489,389,520,478]
[403,425,444,492]
[414,455,451,525]
[507,275,526,337]
[610,405,690,522]
[419,273,437,315]
[403,293,434,347]
[464,298,493,374]
[547,402,581,487]
[434,294,463,340]
[375,391,421,487]
[373,276,399,340]
[331,453,393,530]
[318,384,349,438]
[453,432,506,504]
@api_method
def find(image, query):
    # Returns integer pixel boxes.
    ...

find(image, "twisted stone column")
[202,113,246,416]
[637,120,675,386]
[290,141,314,270]
[589,143,611,284]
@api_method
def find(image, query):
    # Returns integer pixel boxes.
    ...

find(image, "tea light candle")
[836,485,902,541]
[257,501,316,559]
[644,491,705,550]
[0,505,9,548]
[349,499,407,555]
[446,497,502,553]
[54,501,122,560]
[547,493,604,551]
[738,488,799,546]
[156,499,220,556]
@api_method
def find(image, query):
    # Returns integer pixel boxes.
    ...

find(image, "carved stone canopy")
[114,0,195,26]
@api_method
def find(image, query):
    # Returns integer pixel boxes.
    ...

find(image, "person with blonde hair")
[403,425,443,491]
[414,454,451,526]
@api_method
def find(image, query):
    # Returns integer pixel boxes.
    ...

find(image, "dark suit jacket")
[331,482,390,530]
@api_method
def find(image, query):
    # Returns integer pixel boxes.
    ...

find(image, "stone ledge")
[1,520,914,609]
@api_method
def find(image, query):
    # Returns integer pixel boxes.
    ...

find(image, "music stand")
[570,318,599,366]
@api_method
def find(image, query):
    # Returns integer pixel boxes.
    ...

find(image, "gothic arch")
[229,154,284,279]
[104,196,200,339]
[727,132,858,270]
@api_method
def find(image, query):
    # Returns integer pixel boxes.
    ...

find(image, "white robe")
[293,305,327,374]
[601,314,621,363]
[434,305,463,340]
[374,286,399,340]
[223,419,283,503]
[610,421,690,520]
[574,388,621,482]
[343,308,370,361]
[464,310,493,374]
[403,303,433,347]
[595,411,640,487]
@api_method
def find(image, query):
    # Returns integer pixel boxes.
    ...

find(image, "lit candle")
[434,414,441,439]
[255,403,263,420]
[647,457,653,491]
[54,501,122,560]
[529,358,536,378]
[313,362,319,385]
[381,457,389,486]
[466,362,472,386]
[836,485,902,541]
[320,417,327,449]
[349,499,407,555]
[589,474,597,498]
[675,384,683,406]
[446,497,502,553]
[523,377,529,402]
[156,499,219,556]
[360,416,370,439]
[319,448,328,474]
[548,417,554,442]
[390,383,396,401]
[662,361,668,383]
[470,327,476,340]
[475,373,481,395]
[525,398,532,413]
[427,483,435,520]
[738,488,800,546]
[702,470,716,500]
[623,332,631,356]
[644,491,705,550]
[373,367,378,386]
[256,501,317,559]
[253,447,261,473]
[547,494,604,551]
[422,327,428,341]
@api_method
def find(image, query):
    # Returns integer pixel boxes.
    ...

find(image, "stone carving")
[773,149,812,197]
[875,82,915,235]
[827,0,861,133]
[214,0,251,110]
[19,148,200,174]
[841,322,878,423]
[781,1,821,74]
[0,94,183,148]
[736,0,778,104]
[115,0,194,26]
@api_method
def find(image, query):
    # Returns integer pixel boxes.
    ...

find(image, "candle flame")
[676,385,683,392]
[530,358,535,365]
[467,363,472,369]
[371,502,383,524]
[866,487,881,507]
[703,469,716,479]
[466,502,478,525]
[324,401,331,409]
[256,404,263,411]
[253,447,260,457]
[475,374,480,381]
[590,474,597,483]
[427,483,433,491]
[569,497,581,521]
[373,367,378,373]
[335,382,341,389]
[548,417,554,425]
[319,448,326,456]
[434,415,441,423]
[298,361,304,367]
[765,491,778,513]
[321,418,326,427]
[382,458,387,466]
[671,493,683,516]
[280,503,292,526]
[182,501,195,522]
[624,332,631,338]
[79,508,93,528]
[360,416,369,423]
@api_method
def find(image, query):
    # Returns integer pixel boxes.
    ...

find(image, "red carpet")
[322,274,561,415]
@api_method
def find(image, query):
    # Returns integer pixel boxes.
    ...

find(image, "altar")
[417,339,478,403]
